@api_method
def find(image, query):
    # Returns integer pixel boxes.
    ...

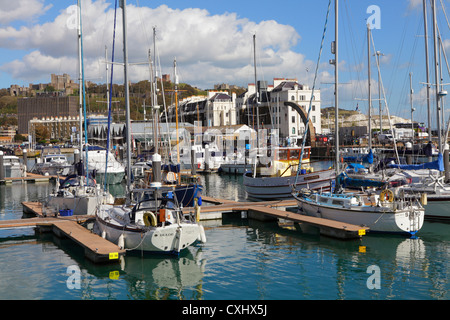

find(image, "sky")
[1,0,450,128]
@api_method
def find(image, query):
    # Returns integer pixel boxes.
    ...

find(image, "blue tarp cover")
[388,153,444,171]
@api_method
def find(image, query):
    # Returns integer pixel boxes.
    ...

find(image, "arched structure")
[284,101,316,147]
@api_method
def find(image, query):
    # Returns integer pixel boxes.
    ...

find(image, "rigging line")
[374,45,401,164]
[439,0,450,31]
[386,13,410,105]
[104,0,118,192]
[294,0,332,187]
[370,33,401,162]
[254,40,274,131]
[342,0,363,101]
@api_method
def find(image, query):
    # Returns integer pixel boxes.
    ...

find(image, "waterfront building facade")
[18,95,79,135]
[236,78,322,145]
[163,91,237,127]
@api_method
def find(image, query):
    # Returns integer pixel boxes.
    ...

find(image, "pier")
[185,196,368,239]
[0,172,52,184]
[3,203,125,264]
[0,195,366,265]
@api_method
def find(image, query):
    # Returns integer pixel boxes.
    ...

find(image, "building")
[236,78,321,144]
[163,91,237,127]
[9,73,79,97]
[18,95,79,135]
[50,73,79,95]
[270,78,321,140]
[29,115,80,144]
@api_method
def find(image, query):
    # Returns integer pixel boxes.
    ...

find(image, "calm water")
[0,172,448,300]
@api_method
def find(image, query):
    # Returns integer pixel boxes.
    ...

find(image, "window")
[291,95,295,101]
[312,116,316,123]
[332,199,344,206]
[312,105,315,111]
[292,116,295,123]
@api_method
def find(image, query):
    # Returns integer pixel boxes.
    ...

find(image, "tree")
[44,85,56,92]
[35,124,50,143]
[14,133,26,142]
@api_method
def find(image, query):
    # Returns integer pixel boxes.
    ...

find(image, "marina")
[0,174,448,300]
[0,0,449,303]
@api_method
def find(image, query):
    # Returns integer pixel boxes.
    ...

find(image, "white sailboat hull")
[297,196,424,234]
[95,204,204,254]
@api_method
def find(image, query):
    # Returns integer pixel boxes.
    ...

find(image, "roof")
[209,93,231,101]
[271,81,303,92]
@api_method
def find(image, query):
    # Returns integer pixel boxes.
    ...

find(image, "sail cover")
[388,153,444,171]
[337,172,387,188]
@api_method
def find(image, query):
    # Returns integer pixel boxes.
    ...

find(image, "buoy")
[198,225,207,243]
[420,193,427,206]
[118,234,125,250]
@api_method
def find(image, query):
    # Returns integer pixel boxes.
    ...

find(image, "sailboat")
[95,0,205,254]
[45,0,114,216]
[242,33,335,200]
[133,31,203,208]
[346,0,450,222]
[293,2,424,235]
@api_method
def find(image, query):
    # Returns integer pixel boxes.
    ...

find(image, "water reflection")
[119,248,207,300]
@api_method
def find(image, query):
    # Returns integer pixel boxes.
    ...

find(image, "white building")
[164,91,237,127]
[270,78,321,142]
[205,91,237,127]
[236,78,321,144]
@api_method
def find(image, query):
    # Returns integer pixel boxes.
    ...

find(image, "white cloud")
[0,0,52,25]
[0,0,312,90]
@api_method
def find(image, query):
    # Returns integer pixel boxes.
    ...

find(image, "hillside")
[321,106,411,128]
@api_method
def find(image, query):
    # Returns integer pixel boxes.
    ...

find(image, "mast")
[77,0,83,158]
[105,46,110,150]
[375,50,384,136]
[78,0,89,184]
[174,58,181,184]
[152,27,159,155]
[410,72,415,151]
[432,0,442,151]
[253,33,260,146]
[423,0,432,144]
[367,24,372,151]
[120,0,132,195]
[334,0,339,174]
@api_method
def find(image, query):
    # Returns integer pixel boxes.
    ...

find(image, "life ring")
[143,211,157,227]
[380,189,394,202]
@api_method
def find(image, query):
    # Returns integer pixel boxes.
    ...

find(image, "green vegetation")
[0,80,244,125]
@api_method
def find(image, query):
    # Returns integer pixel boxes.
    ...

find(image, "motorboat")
[82,145,125,184]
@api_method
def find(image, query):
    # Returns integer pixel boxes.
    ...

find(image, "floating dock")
[4,202,125,264]
[0,195,366,265]
[0,173,51,184]
[185,196,368,239]
[23,196,367,240]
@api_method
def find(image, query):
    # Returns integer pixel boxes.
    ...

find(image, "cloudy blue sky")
[0,0,449,127]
